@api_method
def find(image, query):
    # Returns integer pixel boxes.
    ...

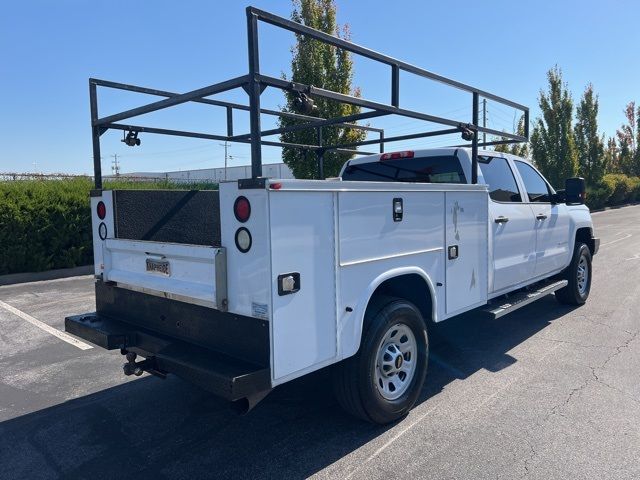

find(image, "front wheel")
[556,242,592,305]
[332,297,428,424]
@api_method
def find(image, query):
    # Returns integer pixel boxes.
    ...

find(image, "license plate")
[146,258,170,276]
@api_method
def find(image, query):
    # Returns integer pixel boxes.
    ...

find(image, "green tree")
[615,101,638,175]
[279,0,366,179]
[530,66,578,187]
[494,115,529,157]
[574,84,605,185]
[604,137,620,173]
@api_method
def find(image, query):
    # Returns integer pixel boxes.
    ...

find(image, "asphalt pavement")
[0,205,638,480]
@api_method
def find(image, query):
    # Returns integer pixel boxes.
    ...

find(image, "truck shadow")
[0,296,575,480]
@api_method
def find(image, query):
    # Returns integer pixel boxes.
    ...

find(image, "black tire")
[556,242,592,305]
[332,296,429,424]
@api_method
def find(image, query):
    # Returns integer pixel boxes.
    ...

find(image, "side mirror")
[565,177,586,204]
[551,189,566,204]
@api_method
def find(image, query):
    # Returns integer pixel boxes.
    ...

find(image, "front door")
[479,156,537,293]
[513,160,571,277]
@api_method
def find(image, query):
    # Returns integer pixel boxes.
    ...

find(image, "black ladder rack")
[89,6,529,189]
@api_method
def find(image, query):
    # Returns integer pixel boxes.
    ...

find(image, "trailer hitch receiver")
[122,350,167,379]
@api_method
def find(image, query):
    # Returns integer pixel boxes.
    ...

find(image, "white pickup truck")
[67,147,598,424]
[66,6,599,424]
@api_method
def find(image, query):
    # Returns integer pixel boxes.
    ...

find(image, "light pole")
[219,141,233,180]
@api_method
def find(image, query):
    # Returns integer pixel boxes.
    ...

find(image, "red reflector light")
[270,182,282,190]
[380,151,414,161]
[234,196,251,223]
[97,201,106,220]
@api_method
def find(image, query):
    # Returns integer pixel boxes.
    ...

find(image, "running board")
[483,280,568,319]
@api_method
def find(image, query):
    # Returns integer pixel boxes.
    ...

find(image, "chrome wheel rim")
[375,323,417,400]
[577,254,589,296]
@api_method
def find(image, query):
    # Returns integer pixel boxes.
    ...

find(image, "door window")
[478,156,522,202]
[514,161,552,203]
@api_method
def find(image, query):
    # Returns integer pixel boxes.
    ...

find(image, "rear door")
[478,156,537,293]
[513,160,571,276]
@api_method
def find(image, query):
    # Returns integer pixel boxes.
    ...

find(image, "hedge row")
[0,178,217,275]
[2,173,637,275]
[586,174,640,210]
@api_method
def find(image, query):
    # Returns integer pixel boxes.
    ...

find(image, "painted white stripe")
[0,299,93,350]
[600,233,632,247]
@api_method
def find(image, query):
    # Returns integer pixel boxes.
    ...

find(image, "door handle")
[536,213,548,220]
[494,216,509,224]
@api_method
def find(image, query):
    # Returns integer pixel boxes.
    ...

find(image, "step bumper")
[65,312,271,402]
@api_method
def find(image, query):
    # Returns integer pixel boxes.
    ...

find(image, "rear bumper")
[66,312,271,401]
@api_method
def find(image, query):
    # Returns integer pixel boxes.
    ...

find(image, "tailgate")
[102,238,227,310]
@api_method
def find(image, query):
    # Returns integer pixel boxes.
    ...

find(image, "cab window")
[478,156,522,202]
[342,155,467,183]
[514,161,552,203]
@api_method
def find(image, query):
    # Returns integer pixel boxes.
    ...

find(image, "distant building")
[106,162,294,183]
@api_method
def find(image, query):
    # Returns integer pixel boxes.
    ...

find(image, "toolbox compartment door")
[444,191,489,316]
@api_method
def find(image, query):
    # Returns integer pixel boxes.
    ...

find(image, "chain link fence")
[0,173,217,184]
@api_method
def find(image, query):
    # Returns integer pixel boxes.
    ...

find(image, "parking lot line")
[600,233,632,247]
[0,299,93,350]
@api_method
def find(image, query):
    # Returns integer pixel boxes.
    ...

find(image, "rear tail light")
[97,201,106,219]
[234,196,251,223]
[380,150,414,161]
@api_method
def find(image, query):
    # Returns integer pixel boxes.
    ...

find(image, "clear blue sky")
[1,0,638,175]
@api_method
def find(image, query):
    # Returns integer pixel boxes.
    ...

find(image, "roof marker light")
[380,151,414,161]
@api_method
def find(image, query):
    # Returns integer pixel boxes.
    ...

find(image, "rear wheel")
[333,296,428,424]
[556,242,592,305]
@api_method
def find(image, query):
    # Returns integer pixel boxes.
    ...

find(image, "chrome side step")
[483,280,568,319]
